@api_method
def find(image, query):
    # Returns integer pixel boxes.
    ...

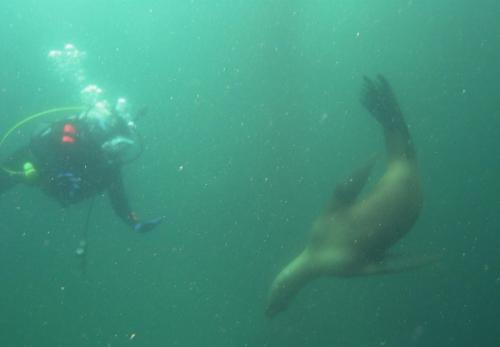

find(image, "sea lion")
[266,75,427,318]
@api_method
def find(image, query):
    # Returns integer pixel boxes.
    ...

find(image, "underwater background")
[0,0,499,346]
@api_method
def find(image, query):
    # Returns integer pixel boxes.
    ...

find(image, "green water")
[1,1,499,346]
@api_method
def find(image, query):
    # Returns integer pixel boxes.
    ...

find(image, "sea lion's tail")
[361,75,415,162]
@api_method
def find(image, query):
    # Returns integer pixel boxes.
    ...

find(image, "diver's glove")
[133,217,164,233]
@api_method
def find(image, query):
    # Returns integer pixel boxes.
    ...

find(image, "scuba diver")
[0,102,163,233]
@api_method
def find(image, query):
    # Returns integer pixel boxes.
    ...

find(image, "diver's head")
[80,101,117,132]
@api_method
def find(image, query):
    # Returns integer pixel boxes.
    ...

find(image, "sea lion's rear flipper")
[361,75,415,162]
[326,158,377,214]
[361,75,404,129]
[359,254,439,275]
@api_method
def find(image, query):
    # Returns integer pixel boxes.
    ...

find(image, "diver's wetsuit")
[0,116,137,227]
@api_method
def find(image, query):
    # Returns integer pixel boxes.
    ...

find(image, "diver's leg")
[360,75,415,162]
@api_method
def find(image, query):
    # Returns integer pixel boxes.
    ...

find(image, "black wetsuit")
[0,116,137,227]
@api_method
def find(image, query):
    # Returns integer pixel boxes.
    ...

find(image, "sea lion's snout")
[265,294,289,319]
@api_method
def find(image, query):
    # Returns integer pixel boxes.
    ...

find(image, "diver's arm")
[108,169,163,232]
[108,169,138,227]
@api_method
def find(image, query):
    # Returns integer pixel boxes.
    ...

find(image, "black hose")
[78,196,96,275]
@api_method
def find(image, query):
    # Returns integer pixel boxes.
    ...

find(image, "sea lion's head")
[265,281,292,318]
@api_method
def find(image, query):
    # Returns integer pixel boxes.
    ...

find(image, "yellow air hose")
[0,106,85,177]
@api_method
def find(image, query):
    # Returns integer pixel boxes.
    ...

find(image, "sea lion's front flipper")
[358,254,438,276]
[326,158,377,214]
